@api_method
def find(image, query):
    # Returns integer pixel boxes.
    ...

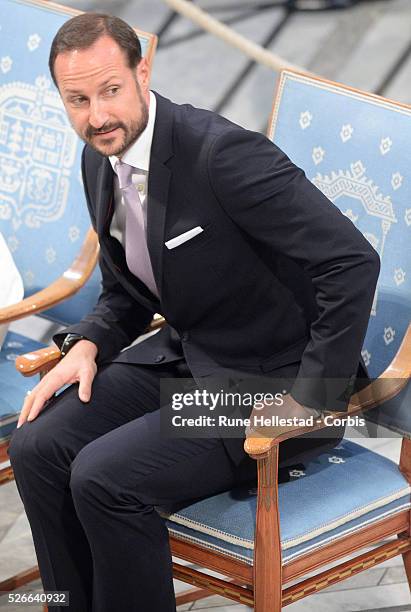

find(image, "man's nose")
[88,100,109,129]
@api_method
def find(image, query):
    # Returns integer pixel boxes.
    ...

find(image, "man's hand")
[275,393,321,420]
[247,393,322,440]
[17,339,98,428]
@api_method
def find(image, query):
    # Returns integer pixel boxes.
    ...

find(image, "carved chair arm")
[245,322,411,460]
[15,314,167,377]
[15,346,62,378]
[0,228,99,325]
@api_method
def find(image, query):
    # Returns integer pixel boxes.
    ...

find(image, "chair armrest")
[245,322,411,459]
[0,228,99,325]
[15,314,168,377]
[15,346,62,377]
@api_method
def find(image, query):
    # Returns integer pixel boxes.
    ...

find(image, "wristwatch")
[60,333,85,357]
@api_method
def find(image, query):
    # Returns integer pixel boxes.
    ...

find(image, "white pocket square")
[165,226,204,250]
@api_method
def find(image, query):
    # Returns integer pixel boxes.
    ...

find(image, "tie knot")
[115,161,133,190]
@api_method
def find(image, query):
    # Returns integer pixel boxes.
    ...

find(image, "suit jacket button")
[181,332,189,342]
[154,354,166,363]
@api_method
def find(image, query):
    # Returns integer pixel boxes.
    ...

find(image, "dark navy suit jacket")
[55,92,380,465]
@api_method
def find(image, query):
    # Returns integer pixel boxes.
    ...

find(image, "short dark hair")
[49,13,142,87]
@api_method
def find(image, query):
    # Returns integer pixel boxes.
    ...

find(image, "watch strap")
[60,333,85,357]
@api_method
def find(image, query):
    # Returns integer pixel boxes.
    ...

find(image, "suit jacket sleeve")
[53,149,155,364]
[208,128,380,411]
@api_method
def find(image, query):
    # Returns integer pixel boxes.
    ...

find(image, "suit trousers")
[8,360,259,612]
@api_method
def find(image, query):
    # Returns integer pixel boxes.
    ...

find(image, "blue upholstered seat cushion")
[0,331,45,441]
[164,440,410,565]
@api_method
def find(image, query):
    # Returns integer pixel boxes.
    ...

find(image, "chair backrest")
[268,71,411,380]
[0,0,157,324]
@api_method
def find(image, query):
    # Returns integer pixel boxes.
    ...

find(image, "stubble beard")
[81,82,149,157]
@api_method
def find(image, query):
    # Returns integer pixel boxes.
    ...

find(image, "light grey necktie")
[115,160,159,297]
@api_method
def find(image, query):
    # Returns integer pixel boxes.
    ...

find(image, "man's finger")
[27,392,51,422]
[78,368,95,402]
[17,391,35,427]
[26,378,62,422]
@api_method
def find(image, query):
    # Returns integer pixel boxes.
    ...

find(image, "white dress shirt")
[109,91,157,247]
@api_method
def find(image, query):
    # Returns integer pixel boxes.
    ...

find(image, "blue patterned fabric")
[365,379,411,439]
[268,72,411,379]
[165,440,411,565]
[0,0,153,324]
[0,331,45,439]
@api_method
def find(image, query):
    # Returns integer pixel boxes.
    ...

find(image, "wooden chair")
[0,0,157,592]
[10,73,411,611]
[164,71,411,609]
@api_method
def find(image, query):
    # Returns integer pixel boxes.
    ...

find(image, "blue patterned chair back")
[0,0,157,324]
[269,71,411,380]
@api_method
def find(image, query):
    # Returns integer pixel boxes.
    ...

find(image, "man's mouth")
[92,126,120,137]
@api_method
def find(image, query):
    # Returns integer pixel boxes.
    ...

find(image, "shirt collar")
[109,90,156,173]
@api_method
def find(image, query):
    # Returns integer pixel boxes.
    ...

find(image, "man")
[8,12,379,612]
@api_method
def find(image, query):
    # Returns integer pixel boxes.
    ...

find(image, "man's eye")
[106,87,119,96]
[70,97,87,106]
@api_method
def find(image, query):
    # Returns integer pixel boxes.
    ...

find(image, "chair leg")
[401,542,411,592]
[253,448,282,611]
[175,579,252,606]
[0,439,10,463]
[399,438,411,593]
[0,464,14,485]
[0,440,14,485]
[402,552,411,592]
[175,586,213,605]
[0,566,41,591]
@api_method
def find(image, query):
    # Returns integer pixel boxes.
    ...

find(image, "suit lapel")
[95,156,114,236]
[146,93,174,298]
[147,157,170,298]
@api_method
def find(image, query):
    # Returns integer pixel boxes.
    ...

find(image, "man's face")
[54,35,149,157]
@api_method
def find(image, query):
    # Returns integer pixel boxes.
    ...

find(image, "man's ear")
[136,57,150,94]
